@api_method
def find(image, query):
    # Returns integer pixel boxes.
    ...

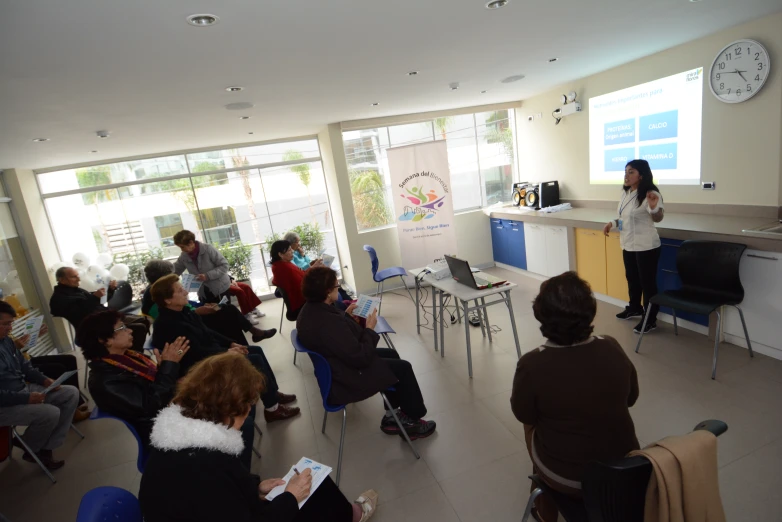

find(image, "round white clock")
[709,39,770,103]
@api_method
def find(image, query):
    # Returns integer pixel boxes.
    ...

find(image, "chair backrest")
[76,486,142,522]
[290,330,342,412]
[90,407,148,473]
[107,281,133,310]
[581,456,651,522]
[363,245,379,277]
[676,241,746,304]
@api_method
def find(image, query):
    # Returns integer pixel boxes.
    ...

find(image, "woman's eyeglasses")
[113,325,127,333]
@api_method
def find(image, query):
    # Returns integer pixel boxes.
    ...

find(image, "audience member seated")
[510,271,640,522]
[139,352,379,522]
[150,274,299,423]
[0,301,79,471]
[142,259,275,343]
[284,231,318,270]
[269,240,329,320]
[297,267,435,439]
[50,266,149,352]
[76,310,187,449]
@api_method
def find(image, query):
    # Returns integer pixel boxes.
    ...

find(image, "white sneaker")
[252,309,266,317]
[245,314,260,325]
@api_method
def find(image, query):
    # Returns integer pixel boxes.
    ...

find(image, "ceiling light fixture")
[90,150,98,153]
[32,138,49,142]
[186,14,219,27]
[548,58,559,62]
[225,86,243,92]
[225,102,254,111]
[481,90,488,94]
[485,0,509,9]
[96,130,110,139]
[239,116,251,120]
[501,74,525,83]
[407,71,419,76]
[370,102,380,106]
[449,82,460,91]
[248,132,254,135]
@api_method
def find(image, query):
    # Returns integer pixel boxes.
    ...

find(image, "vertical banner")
[388,141,457,269]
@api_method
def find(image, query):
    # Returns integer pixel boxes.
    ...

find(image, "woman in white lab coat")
[603,160,664,334]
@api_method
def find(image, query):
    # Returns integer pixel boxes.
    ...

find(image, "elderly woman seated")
[139,352,379,522]
[296,267,435,440]
[142,259,275,343]
[283,231,318,270]
[150,274,299,424]
[510,271,640,522]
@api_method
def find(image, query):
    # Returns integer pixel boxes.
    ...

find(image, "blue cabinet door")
[656,238,708,326]
[507,221,527,270]
[490,219,508,265]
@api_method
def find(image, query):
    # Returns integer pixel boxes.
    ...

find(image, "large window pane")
[344,129,395,231]
[438,114,482,211]
[476,109,516,206]
[186,139,320,171]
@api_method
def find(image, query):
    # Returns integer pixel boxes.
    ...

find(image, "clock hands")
[734,69,748,82]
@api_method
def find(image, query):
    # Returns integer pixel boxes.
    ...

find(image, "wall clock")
[709,39,770,103]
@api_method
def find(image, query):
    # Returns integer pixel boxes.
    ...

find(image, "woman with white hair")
[283,231,317,270]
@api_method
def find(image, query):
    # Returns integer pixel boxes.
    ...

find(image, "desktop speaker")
[512,182,534,206]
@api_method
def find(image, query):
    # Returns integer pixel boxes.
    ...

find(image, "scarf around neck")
[101,350,158,382]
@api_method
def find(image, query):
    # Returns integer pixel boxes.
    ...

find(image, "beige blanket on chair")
[629,430,726,522]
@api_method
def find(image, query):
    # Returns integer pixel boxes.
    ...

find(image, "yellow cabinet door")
[605,232,630,303]
[575,228,607,294]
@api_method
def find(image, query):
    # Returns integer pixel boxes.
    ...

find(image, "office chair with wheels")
[291,330,420,486]
[76,486,142,522]
[363,245,414,313]
[635,240,753,379]
[520,419,728,522]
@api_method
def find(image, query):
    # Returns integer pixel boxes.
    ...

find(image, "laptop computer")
[444,255,507,290]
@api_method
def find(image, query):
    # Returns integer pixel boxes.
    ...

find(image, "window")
[154,214,183,246]
[343,108,517,231]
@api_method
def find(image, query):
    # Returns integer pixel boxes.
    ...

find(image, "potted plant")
[264,223,325,257]
[217,241,253,282]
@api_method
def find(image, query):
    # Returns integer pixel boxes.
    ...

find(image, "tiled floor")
[2,266,781,521]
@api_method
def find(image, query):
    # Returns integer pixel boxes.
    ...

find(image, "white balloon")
[79,274,101,292]
[72,252,90,269]
[109,263,130,281]
[48,261,68,275]
[95,253,113,268]
[87,264,102,275]
[97,268,111,284]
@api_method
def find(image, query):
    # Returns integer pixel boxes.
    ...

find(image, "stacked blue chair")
[363,245,414,313]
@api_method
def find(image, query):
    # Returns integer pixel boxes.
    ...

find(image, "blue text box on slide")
[604,148,635,171]
[604,119,636,146]
[640,143,677,170]
[639,110,678,141]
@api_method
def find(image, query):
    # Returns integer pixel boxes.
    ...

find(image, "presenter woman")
[603,160,664,334]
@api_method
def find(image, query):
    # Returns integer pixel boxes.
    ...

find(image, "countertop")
[490,206,782,252]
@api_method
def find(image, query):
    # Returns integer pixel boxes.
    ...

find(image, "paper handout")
[353,294,381,318]
[264,457,333,508]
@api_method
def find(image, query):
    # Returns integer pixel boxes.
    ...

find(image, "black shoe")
[633,321,657,334]
[385,411,436,440]
[380,411,401,435]
[616,307,644,320]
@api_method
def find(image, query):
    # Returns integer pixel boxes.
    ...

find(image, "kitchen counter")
[490,207,782,252]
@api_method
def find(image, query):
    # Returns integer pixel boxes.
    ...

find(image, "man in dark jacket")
[150,274,299,423]
[0,301,79,470]
[49,267,148,352]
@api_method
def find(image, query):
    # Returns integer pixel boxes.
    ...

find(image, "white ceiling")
[1,0,780,171]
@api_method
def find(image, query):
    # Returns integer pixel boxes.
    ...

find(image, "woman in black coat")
[139,352,379,522]
[76,310,190,448]
[295,267,435,440]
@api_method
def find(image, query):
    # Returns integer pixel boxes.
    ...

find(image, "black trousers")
[270,476,352,522]
[622,247,661,322]
[199,304,254,346]
[246,346,280,409]
[376,348,427,419]
[30,354,85,406]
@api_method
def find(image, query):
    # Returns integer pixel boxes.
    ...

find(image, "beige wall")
[516,12,782,208]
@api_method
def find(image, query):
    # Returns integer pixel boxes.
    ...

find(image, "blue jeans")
[245,346,280,409]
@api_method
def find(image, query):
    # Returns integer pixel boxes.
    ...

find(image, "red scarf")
[187,242,201,271]
[101,350,158,382]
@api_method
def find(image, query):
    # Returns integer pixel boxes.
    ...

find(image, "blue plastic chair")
[290,330,420,486]
[363,245,415,313]
[90,407,149,474]
[374,316,397,350]
[76,486,142,522]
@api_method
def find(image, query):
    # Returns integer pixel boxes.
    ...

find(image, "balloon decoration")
[72,252,90,270]
[95,253,113,268]
[46,253,130,294]
[109,263,130,281]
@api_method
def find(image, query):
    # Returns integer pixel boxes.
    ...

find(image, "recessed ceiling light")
[186,14,219,27]
[239,116,251,120]
[449,82,460,91]
[96,130,110,139]
[32,138,49,142]
[407,71,419,76]
[501,74,525,83]
[248,132,254,135]
[485,0,509,9]
[370,102,380,106]
[225,102,254,111]
[548,58,559,62]
[225,86,243,92]
[481,90,488,94]
[90,150,98,153]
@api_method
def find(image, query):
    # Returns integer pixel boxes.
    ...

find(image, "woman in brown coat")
[296,267,435,440]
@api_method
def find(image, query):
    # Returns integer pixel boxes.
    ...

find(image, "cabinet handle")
[512,228,519,231]
[661,269,677,274]
[747,253,779,261]
[496,227,503,230]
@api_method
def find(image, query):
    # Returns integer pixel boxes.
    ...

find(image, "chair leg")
[521,488,544,522]
[378,281,384,314]
[634,306,653,353]
[381,393,420,460]
[279,301,285,332]
[672,309,679,336]
[252,446,261,458]
[321,411,328,434]
[79,390,90,405]
[733,305,754,358]
[83,364,89,389]
[70,424,85,439]
[254,421,263,437]
[712,310,722,380]
[383,333,397,351]
[401,275,415,303]
[11,428,56,484]
[336,409,347,487]
[293,348,297,365]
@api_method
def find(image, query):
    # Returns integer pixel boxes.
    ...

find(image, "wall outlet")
[702,181,716,190]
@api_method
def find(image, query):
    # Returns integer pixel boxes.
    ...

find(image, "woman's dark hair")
[76,310,123,361]
[0,300,17,319]
[150,274,180,308]
[269,240,291,263]
[172,230,196,246]
[302,266,337,302]
[624,159,662,206]
[144,259,174,285]
[532,271,596,346]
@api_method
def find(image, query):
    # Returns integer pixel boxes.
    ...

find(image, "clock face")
[709,39,770,103]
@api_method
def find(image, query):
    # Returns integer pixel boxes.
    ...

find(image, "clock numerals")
[710,39,769,103]
[757,62,764,71]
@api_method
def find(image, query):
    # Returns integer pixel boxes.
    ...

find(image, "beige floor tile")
[719,437,782,522]
[370,484,460,522]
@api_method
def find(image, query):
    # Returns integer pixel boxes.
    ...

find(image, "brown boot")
[277,392,297,405]
[23,449,65,470]
[251,328,277,343]
[263,404,300,423]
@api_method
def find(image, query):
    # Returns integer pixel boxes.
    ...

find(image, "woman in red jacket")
[270,241,322,320]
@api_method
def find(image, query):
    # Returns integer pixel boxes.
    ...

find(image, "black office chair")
[107,281,141,315]
[635,240,753,379]
[521,419,728,522]
[273,283,300,363]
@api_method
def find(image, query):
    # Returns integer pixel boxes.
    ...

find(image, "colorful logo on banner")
[398,183,447,222]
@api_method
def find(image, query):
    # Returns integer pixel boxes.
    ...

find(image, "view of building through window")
[343,108,517,231]
[37,139,338,296]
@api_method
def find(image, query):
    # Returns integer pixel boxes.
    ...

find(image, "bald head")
[57,267,80,287]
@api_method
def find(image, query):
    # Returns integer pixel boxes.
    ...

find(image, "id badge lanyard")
[617,193,636,231]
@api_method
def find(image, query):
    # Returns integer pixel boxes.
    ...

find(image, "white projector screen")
[589,68,703,185]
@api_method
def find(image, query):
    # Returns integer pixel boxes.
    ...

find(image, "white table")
[410,268,522,378]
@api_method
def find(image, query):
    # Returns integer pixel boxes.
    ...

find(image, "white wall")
[516,12,782,207]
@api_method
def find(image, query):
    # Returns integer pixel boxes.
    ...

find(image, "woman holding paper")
[602,159,664,335]
[138,352,378,522]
